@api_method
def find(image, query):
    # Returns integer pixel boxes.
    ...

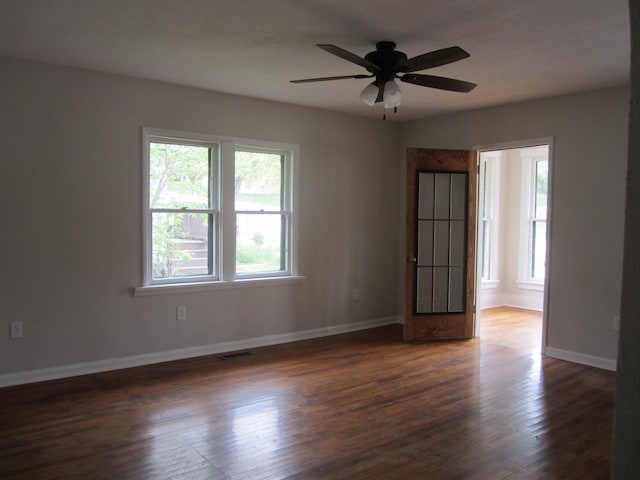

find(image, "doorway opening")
[474,139,552,354]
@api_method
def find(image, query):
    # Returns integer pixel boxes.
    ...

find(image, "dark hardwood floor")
[0,307,615,479]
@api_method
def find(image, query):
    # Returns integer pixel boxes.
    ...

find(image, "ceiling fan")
[291,41,476,110]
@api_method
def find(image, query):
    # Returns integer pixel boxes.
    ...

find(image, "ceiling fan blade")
[290,74,373,83]
[400,73,477,93]
[402,46,470,73]
[317,44,381,71]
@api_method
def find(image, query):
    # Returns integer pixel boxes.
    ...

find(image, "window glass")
[531,220,546,280]
[235,151,282,211]
[235,150,288,276]
[235,214,285,274]
[534,160,548,220]
[150,143,210,209]
[152,212,212,279]
[522,150,548,283]
[478,154,497,282]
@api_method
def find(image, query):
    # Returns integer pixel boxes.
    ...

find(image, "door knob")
[408,256,417,263]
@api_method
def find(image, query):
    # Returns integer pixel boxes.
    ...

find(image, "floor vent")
[217,351,252,360]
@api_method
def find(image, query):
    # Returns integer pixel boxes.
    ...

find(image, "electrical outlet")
[352,289,360,300]
[10,321,23,339]
[176,306,187,321]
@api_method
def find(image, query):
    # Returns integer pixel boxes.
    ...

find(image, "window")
[141,128,298,290]
[529,157,548,281]
[478,151,500,285]
[147,138,219,283]
[235,149,290,277]
[520,146,549,284]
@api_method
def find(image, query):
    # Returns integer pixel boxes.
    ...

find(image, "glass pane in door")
[415,172,468,314]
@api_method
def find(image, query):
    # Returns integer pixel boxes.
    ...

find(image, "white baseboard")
[480,295,543,312]
[545,346,617,371]
[502,293,543,311]
[479,292,506,309]
[0,316,401,388]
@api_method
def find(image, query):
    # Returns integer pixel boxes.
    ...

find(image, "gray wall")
[0,57,401,377]
[400,86,629,363]
[0,55,630,381]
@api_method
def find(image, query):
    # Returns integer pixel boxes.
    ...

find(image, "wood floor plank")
[0,308,615,479]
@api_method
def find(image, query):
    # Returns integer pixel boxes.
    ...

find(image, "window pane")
[433,221,449,266]
[235,151,283,211]
[450,174,466,220]
[152,212,211,279]
[416,267,433,313]
[450,220,465,266]
[534,160,548,219]
[481,160,488,217]
[150,143,211,209]
[449,267,464,312]
[433,267,449,312]
[236,213,285,274]
[531,220,546,280]
[481,219,491,279]
[434,174,450,219]
[417,220,434,266]
[418,173,434,219]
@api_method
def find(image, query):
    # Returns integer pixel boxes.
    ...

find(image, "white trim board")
[545,347,617,371]
[0,316,401,388]
[478,298,543,312]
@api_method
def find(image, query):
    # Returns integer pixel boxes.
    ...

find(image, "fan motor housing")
[364,41,408,75]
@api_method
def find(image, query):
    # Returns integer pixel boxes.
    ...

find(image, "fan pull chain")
[382,106,399,121]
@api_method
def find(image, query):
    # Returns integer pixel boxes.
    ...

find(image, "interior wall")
[0,57,401,379]
[0,55,629,381]
[400,86,629,364]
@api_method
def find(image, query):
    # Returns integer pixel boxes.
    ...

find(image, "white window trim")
[134,275,306,297]
[516,280,545,291]
[481,279,501,290]
[142,131,221,286]
[137,127,301,295]
[518,146,549,286]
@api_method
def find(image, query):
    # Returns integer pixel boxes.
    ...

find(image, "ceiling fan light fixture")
[292,42,475,115]
[383,80,401,108]
[359,82,379,106]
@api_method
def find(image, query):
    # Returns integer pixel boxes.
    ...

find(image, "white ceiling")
[0,0,630,121]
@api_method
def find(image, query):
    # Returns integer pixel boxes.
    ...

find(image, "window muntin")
[142,128,297,288]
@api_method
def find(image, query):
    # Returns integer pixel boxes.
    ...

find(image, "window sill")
[516,281,545,292]
[481,280,500,290]
[133,275,306,297]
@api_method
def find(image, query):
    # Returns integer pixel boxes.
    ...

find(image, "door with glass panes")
[404,148,477,341]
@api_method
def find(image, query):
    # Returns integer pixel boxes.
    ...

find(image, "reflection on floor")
[0,307,615,479]
[480,306,543,352]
